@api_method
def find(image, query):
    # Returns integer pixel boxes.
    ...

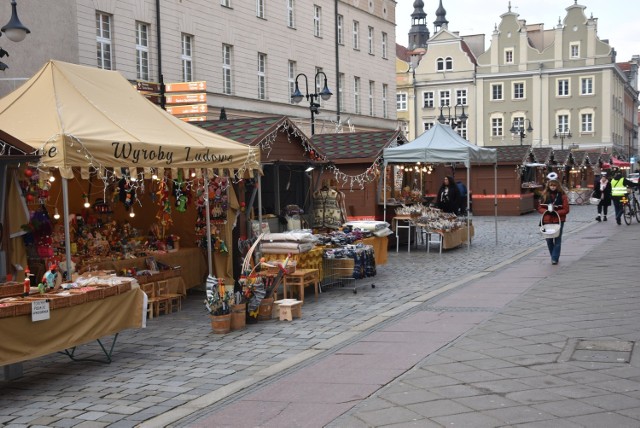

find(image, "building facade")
[0,0,398,134]
[396,1,639,161]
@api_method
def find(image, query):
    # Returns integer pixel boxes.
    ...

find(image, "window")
[337,14,343,44]
[511,116,524,135]
[445,57,452,70]
[181,34,193,82]
[368,81,375,116]
[437,58,444,71]
[256,0,265,18]
[580,76,593,95]
[491,117,503,137]
[505,48,513,64]
[135,22,149,81]
[313,5,321,37]
[257,53,266,99]
[287,0,295,27]
[381,32,388,59]
[423,122,434,131]
[557,78,570,96]
[439,90,450,106]
[288,61,296,103]
[222,44,232,95]
[513,82,524,99]
[456,89,467,105]
[96,12,112,70]
[397,92,407,111]
[491,83,503,101]
[581,113,593,133]
[368,26,374,54]
[570,42,580,58]
[221,0,231,7]
[557,114,570,133]
[456,120,468,140]
[338,73,345,110]
[423,91,434,108]
[382,84,388,119]
[352,21,359,50]
[354,76,361,114]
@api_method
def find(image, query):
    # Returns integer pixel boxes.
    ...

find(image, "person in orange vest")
[610,170,638,225]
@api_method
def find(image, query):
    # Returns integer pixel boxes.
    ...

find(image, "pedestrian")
[455,180,468,215]
[436,176,461,214]
[610,169,638,225]
[593,171,611,221]
[537,173,570,265]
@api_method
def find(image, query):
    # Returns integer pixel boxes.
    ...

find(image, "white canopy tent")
[383,122,498,244]
[0,60,262,277]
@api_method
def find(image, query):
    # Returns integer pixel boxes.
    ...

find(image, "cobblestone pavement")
[0,206,599,427]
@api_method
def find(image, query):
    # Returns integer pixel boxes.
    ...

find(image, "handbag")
[588,191,600,205]
[539,210,562,239]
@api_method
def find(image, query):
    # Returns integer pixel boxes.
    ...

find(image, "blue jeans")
[545,222,564,262]
[613,197,624,220]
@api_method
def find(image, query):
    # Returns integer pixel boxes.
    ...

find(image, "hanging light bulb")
[48,175,55,182]
[190,169,196,178]
[129,208,135,218]
[82,194,90,208]
[53,208,61,220]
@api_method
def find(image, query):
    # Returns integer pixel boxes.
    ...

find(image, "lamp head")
[291,85,304,103]
[319,84,332,101]
[1,0,30,42]
[526,122,533,133]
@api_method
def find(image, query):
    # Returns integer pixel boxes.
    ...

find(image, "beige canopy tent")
[0,60,262,278]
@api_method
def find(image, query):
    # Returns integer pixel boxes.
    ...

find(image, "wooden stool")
[274,299,302,321]
[282,269,320,304]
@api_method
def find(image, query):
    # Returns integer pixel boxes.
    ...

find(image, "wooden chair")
[157,279,182,313]
[153,281,172,316]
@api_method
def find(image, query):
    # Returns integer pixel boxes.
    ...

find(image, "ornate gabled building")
[397,1,639,165]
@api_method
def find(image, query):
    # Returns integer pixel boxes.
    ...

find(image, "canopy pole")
[256,171,263,261]
[62,178,73,280]
[204,170,213,276]
[467,166,471,249]
[494,162,498,245]
[383,162,387,223]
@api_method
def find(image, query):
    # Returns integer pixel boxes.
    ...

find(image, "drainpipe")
[334,0,341,123]
[156,0,165,110]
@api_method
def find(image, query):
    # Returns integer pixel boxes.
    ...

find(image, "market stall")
[0,60,261,284]
[383,123,498,244]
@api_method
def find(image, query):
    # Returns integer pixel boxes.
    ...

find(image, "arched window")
[445,57,453,70]
[436,57,444,71]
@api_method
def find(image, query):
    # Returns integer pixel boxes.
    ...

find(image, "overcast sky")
[396,0,640,61]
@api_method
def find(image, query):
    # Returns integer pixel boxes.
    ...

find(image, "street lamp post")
[437,102,468,129]
[510,119,533,146]
[0,0,30,70]
[291,71,333,135]
[553,128,572,150]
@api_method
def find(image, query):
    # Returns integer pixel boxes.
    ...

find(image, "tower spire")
[408,0,429,49]
[433,0,449,33]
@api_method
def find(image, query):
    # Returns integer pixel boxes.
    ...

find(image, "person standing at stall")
[537,174,570,265]
[593,171,611,222]
[436,176,461,214]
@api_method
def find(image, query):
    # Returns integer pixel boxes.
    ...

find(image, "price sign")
[31,300,50,322]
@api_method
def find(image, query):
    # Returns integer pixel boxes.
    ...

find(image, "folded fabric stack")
[343,220,392,237]
[261,231,317,254]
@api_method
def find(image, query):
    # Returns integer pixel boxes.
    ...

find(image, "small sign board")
[136,81,162,92]
[143,93,162,105]
[165,81,207,92]
[166,104,208,115]
[31,300,50,322]
[179,116,207,122]
[166,93,207,104]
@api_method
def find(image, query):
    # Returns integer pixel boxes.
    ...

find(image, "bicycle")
[622,188,640,225]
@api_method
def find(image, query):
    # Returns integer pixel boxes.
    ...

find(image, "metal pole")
[155,0,165,110]
[310,100,315,136]
[62,178,73,279]
[334,0,340,123]
[203,170,213,275]
[494,162,498,245]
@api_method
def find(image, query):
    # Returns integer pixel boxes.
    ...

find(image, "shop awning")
[611,156,630,167]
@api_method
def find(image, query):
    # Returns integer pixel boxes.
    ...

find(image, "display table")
[263,247,324,280]
[0,288,145,367]
[92,248,207,289]
[436,225,475,250]
[359,236,388,265]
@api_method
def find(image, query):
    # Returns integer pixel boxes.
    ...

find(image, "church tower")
[408,0,429,49]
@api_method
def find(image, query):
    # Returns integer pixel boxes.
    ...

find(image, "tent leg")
[204,170,213,276]
[494,162,498,245]
[383,163,387,223]
[467,167,471,249]
[62,178,73,280]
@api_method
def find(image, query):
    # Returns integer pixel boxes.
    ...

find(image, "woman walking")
[593,171,611,221]
[537,173,570,265]
[436,176,461,214]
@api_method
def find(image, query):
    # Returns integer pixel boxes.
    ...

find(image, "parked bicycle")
[622,188,640,225]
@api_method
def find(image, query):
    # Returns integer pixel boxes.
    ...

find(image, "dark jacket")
[437,184,461,213]
[537,192,570,223]
[592,180,612,206]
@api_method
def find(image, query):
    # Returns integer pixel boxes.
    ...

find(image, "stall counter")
[0,288,145,367]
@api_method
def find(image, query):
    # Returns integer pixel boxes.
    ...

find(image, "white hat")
[547,172,558,181]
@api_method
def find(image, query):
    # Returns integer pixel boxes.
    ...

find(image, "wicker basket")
[264,261,296,276]
[83,287,104,302]
[0,282,24,298]
[117,282,132,294]
[13,301,32,316]
[43,294,70,309]
[0,302,16,318]
[100,285,119,298]
[68,293,88,306]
